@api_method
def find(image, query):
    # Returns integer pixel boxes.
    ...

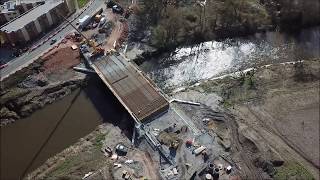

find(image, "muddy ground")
[184,59,319,179]
[27,123,160,180]
[0,5,127,126]
[27,59,319,180]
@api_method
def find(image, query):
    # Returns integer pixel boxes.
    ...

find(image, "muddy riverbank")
[25,59,319,179]
[186,59,319,179]
[0,76,86,126]
[0,40,86,126]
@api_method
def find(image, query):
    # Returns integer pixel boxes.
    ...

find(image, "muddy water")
[140,26,320,91]
[0,77,131,180]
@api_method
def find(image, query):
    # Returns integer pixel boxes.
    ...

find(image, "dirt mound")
[41,42,80,75]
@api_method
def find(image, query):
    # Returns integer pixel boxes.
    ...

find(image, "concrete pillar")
[46,12,53,26]
[34,19,42,33]
[21,27,30,41]
[22,3,28,12]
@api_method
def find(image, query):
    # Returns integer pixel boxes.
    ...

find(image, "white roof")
[79,15,90,23]
[15,0,45,5]
[1,0,63,32]
[1,1,16,13]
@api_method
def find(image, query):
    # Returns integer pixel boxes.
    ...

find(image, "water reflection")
[140,27,320,90]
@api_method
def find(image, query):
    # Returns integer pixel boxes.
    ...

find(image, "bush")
[77,0,89,8]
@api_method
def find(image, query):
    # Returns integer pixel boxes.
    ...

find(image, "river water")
[1,27,319,179]
[0,77,132,179]
[140,26,320,91]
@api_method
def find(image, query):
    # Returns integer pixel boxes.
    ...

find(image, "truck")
[78,15,91,30]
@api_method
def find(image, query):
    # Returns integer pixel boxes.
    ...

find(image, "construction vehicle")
[56,11,105,57]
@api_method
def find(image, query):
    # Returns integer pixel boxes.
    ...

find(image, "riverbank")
[125,0,320,60]
[26,58,319,179]
[182,59,319,179]
[1,1,318,178]
[27,123,159,180]
[0,40,86,126]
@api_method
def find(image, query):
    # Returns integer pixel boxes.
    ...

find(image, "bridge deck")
[91,55,169,122]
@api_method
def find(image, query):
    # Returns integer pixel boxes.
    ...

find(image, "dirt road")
[102,9,125,51]
[224,60,319,179]
[172,59,319,179]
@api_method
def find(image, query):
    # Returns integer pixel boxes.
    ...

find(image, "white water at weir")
[140,27,320,91]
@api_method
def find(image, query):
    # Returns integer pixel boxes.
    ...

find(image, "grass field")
[77,0,89,8]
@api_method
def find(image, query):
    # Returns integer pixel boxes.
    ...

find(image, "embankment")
[0,41,86,126]
[188,59,320,179]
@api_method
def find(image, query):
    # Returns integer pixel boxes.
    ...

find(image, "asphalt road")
[0,0,104,81]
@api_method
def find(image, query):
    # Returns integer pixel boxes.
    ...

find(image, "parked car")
[99,17,106,27]
[0,63,8,69]
[50,39,57,45]
[112,5,124,14]
[106,0,116,8]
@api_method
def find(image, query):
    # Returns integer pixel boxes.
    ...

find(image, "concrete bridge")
[87,54,169,123]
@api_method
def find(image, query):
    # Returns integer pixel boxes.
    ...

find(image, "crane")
[55,10,104,56]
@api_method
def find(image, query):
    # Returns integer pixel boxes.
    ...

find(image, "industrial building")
[0,0,75,45]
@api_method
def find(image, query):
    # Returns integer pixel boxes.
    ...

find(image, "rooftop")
[1,1,16,13]
[15,0,45,5]
[1,0,63,32]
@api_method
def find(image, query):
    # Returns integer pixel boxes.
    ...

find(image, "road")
[0,0,104,81]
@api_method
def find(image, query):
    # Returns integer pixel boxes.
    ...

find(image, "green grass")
[93,133,106,150]
[222,100,233,108]
[274,162,314,180]
[77,0,89,8]
[48,156,80,178]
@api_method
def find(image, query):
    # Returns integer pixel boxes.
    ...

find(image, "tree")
[140,0,165,24]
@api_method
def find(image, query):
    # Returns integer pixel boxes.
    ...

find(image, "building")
[0,0,45,26]
[0,0,71,45]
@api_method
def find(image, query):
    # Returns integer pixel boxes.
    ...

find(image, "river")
[1,26,319,179]
[0,77,132,179]
[140,26,320,91]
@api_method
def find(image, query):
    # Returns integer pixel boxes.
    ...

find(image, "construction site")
[1,0,319,180]
[11,1,242,179]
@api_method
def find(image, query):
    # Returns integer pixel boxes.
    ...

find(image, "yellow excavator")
[57,10,105,56]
